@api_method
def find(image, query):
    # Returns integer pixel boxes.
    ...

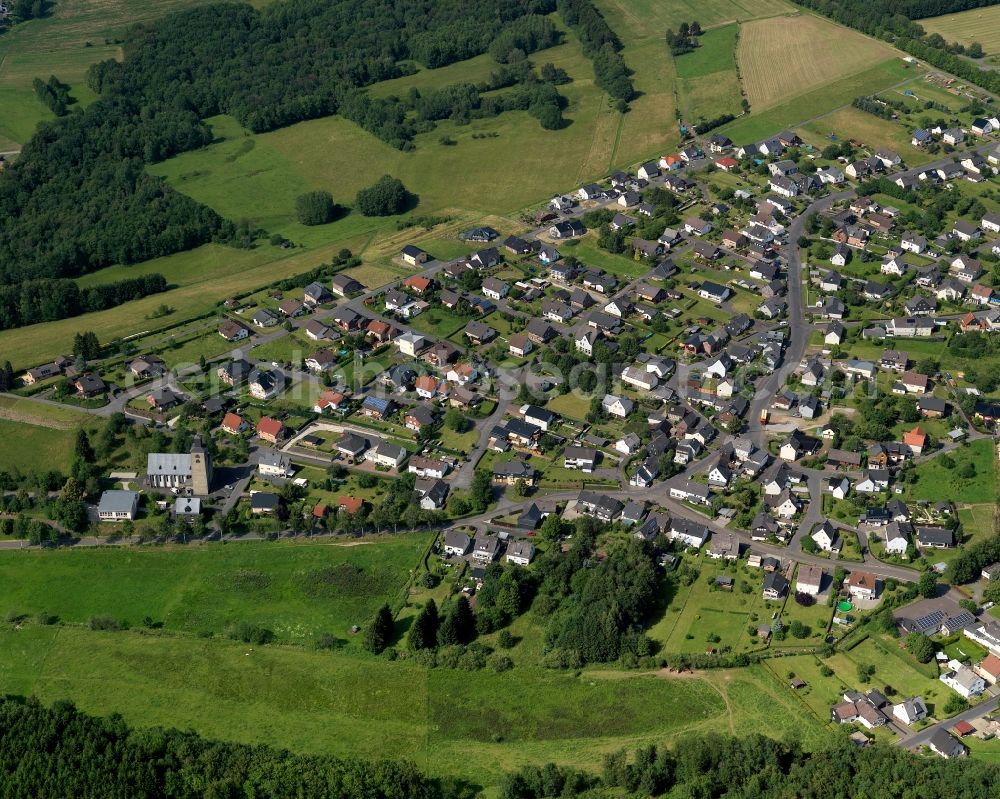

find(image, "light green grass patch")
[545,392,593,421]
[0,536,430,643]
[904,438,996,504]
[0,624,735,788]
[721,59,914,145]
[675,24,743,123]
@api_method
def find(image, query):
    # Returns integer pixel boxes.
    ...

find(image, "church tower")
[190,436,213,496]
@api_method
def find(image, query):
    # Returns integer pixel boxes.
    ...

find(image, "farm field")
[0,396,102,473]
[0,623,745,788]
[921,5,1000,55]
[738,14,897,112]
[675,23,743,123]
[0,536,430,644]
[721,58,916,144]
[595,0,793,38]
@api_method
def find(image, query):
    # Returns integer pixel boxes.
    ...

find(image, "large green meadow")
[0,537,431,643]
[0,620,829,787]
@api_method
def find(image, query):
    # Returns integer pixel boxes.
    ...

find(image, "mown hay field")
[596,0,793,39]
[921,5,1000,55]
[738,14,897,111]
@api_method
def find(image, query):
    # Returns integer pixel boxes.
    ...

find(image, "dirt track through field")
[0,406,74,430]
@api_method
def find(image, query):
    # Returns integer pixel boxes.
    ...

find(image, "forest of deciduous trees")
[0,698,441,799]
[0,273,168,331]
[3,698,1000,799]
[557,0,635,104]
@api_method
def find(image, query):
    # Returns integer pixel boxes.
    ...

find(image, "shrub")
[489,654,514,672]
[89,616,127,631]
[226,622,274,644]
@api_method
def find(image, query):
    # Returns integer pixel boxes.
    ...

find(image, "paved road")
[746,190,852,451]
[897,696,1000,749]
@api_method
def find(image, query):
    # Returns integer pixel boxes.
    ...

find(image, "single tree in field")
[74,429,95,463]
[407,598,439,650]
[363,603,394,654]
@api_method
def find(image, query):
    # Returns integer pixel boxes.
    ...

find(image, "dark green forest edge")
[4,698,1000,799]
[0,0,633,332]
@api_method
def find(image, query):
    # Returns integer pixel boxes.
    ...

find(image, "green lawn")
[158,327,242,368]
[0,419,86,474]
[545,392,593,422]
[0,536,430,644]
[904,439,997,505]
[0,396,103,473]
[658,557,772,654]
[570,239,653,279]
[408,305,476,339]
[675,23,743,123]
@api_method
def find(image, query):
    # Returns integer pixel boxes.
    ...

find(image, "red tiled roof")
[222,412,243,431]
[256,416,283,437]
[339,496,364,514]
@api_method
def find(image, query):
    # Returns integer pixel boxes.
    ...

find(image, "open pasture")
[675,23,743,122]
[0,536,430,643]
[0,623,734,787]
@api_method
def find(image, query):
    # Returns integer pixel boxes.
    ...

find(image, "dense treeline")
[665,21,703,56]
[0,698,443,798]
[32,75,72,116]
[408,72,567,130]
[90,1,558,135]
[8,699,1000,799]
[0,97,229,284]
[694,112,736,133]
[2,0,49,25]
[853,95,902,119]
[0,274,168,331]
[489,14,560,63]
[557,0,635,103]
[500,732,1000,798]
[528,518,658,665]
[947,531,1000,584]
